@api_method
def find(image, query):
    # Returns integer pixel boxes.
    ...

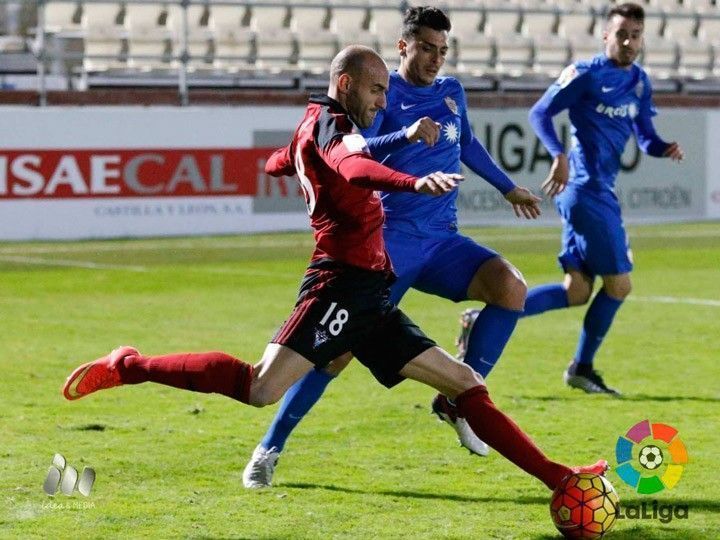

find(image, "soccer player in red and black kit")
[62,46,607,492]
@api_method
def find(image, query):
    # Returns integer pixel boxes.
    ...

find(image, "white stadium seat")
[81,3,126,73]
[125,3,174,72]
[209,4,254,72]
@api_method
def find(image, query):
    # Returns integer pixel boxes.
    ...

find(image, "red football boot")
[62,346,139,400]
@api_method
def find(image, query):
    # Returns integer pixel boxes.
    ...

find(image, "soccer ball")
[550,473,620,539]
[638,445,664,470]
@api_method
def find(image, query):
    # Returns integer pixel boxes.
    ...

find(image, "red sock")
[117,351,253,404]
[455,385,571,490]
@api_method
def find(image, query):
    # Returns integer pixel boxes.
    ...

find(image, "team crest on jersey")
[635,80,645,98]
[314,328,329,348]
[342,133,369,154]
[557,64,578,88]
[444,96,458,115]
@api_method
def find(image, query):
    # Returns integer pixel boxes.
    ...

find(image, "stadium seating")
[166,4,215,71]
[81,2,125,73]
[525,4,570,77]
[44,1,82,35]
[451,5,494,76]
[209,4,254,73]
[250,2,295,71]
[329,0,375,49]
[125,3,174,72]
[3,0,718,93]
[369,5,404,69]
[485,1,534,76]
[292,1,337,73]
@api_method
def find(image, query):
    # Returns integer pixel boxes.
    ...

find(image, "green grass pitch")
[1,222,718,539]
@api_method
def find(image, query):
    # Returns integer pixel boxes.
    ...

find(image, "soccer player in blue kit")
[460,3,684,396]
[243,6,543,488]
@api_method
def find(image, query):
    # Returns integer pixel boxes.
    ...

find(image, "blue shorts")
[555,185,633,278]
[384,228,498,304]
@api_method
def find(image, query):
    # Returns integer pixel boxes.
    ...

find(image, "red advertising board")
[0,148,280,198]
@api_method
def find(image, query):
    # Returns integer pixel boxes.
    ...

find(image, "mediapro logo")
[615,420,688,494]
[43,453,95,496]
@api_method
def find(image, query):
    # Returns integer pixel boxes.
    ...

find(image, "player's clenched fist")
[406,117,442,146]
[414,172,463,196]
[663,142,684,162]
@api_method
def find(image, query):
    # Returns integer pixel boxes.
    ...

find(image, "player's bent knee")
[604,281,632,300]
[323,352,353,376]
[247,382,284,408]
[567,289,591,306]
[566,281,592,306]
[472,261,527,310]
[448,362,485,396]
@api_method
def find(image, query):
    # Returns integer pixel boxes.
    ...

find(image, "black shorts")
[272,261,436,388]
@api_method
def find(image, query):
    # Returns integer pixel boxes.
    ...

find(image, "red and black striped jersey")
[265,95,419,272]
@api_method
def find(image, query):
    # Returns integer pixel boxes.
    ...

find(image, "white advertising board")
[0,104,715,240]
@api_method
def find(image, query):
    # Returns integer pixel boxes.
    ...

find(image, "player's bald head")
[327,46,389,129]
[330,45,386,83]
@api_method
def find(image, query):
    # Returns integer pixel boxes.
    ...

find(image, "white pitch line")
[0,255,148,272]
[0,228,717,256]
[631,295,720,307]
[0,238,314,255]
[0,255,297,280]
[2,256,718,305]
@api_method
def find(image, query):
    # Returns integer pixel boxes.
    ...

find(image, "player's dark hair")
[401,6,451,40]
[607,2,644,23]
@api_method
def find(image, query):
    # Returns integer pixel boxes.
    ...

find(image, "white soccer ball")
[638,445,664,470]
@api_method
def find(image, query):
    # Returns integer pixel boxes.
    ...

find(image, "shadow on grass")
[279,481,548,505]
[515,394,720,403]
[534,522,712,540]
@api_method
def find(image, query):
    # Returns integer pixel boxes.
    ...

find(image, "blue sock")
[464,304,521,377]
[574,289,624,366]
[260,369,334,452]
[522,283,569,317]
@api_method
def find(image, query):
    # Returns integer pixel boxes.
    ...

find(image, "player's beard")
[346,89,373,128]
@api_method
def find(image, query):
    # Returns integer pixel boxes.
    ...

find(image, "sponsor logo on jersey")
[444,96,458,115]
[595,102,638,119]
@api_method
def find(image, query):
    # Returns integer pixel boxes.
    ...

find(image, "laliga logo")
[615,420,688,494]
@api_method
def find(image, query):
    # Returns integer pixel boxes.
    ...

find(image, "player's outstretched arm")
[414,172,463,196]
[504,186,542,219]
[663,141,685,162]
[265,145,296,177]
[540,154,569,197]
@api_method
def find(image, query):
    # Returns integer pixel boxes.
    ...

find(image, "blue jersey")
[362,71,514,237]
[529,54,668,192]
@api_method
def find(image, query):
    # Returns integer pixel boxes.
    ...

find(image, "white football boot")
[242,445,280,488]
[432,394,490,457]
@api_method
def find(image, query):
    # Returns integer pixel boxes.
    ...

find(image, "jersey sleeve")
[264,144,296,177]
[362,108,411,160]
[632,76,668,157]
[318,129,417,192]
[454,82,515,194]
[529,64,592,157]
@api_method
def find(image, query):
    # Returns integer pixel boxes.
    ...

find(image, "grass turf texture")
[1,222,718,539]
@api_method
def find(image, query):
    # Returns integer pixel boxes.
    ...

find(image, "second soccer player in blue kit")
[243,6,543,488]
[461,2,685,397]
